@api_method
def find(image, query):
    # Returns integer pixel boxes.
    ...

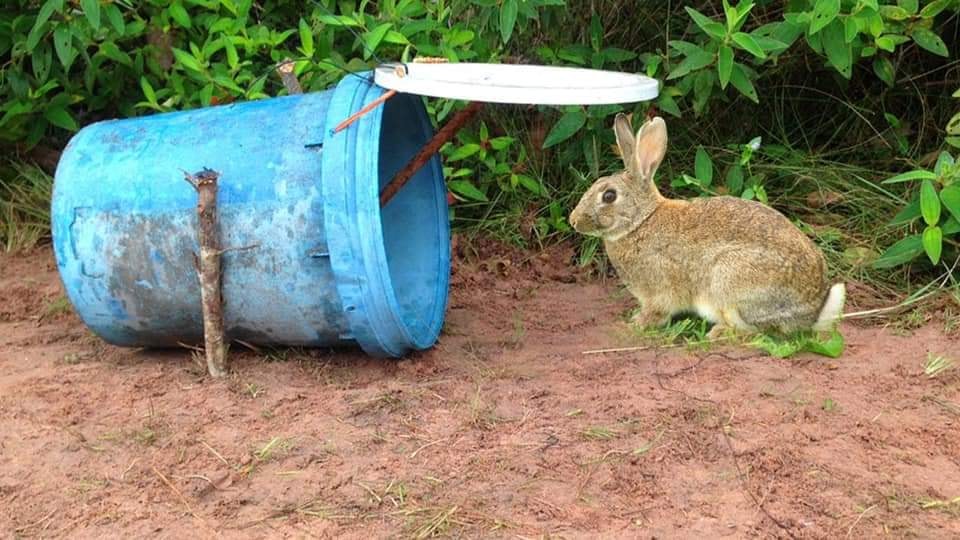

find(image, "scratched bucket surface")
[51,74,451,358]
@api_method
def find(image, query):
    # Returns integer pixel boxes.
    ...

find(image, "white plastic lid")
[373,62,660,105]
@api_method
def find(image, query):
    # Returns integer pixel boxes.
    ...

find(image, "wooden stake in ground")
[184,168,227,378]
[276,58,303,95]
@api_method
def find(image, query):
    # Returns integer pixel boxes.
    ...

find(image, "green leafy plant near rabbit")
[569,114,846,357]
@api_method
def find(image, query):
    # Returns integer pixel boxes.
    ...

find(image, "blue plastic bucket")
[51,74,451,357]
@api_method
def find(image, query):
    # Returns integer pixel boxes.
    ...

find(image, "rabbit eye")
[602,189,617,204]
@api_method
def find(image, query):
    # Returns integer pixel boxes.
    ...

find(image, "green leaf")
[489,136,515,150]
[666,50,714,80]
[500,0,519,44]
[753,36,790,53]
[447,143,481,161]
[732,32,766,59]
[172,47,204,72]
[729,62,758,103]
[168,1,191,28]
[80,0,101,30]
[590,14,603,51]
[657,92,681,118]
[945,217,960,235]
[695,146,714,186]
[384,30,410,45]
[872,57,895,87]
[880,5,911,20]
[35,0,63,33]
[898,0,919,14]
[723,0,738,31]
[873,234,923,268]
[889,196,920,226]
[920,179,941,225]
[876,35,896,52]
[922,225,942,265]
[717,45,733,88]
[224,39,239,69]
[821,20,852,77]
[750,335,802,358]
[934,151,954,175]
[911,28,948,57]
[105,4,125,35]
[940,185,960,223]
[140,77,157,104]
[602,47,637,63]
[949,112,960,135]
[726,164,744,194]
[843,16,858,43]
[543,110,587,148]
[809,0,840,35]
[881,169,936,183]
[299,18,314,56]
[516,174,545,196]
[684,7,726,40]
[220,0,238,16]
[44,105,78,131]
[805,330,845,358]
[100,41,132,66]
[920,0,953,18]
[448,179,488,202]
[730,2,755,33]
[53,25,76,70]
[362,23,392,60]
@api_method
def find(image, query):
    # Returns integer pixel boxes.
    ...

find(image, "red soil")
[1,242,958,539]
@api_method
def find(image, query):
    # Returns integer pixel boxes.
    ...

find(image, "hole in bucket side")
[376,94,450,345]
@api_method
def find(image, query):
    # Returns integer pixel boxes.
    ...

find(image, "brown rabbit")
[569,114,845,338]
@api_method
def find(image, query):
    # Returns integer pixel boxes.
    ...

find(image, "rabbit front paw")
[630,309,671,330]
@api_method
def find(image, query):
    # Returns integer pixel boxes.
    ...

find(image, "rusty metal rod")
[380,101,484,207]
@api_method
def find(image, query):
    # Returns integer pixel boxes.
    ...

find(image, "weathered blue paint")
[51,74,451,358]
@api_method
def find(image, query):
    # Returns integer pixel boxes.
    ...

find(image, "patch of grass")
[923,395,960,417]
[467,386,502,431]
[629,315,712,349]
[350,390,406,417]
[244,382,265,399]
[750,329,845,359]
[821,398,838,412]
[920,496,960,515]
[41,296,72,319]
[253,436,295,463]
[923,353,955,379]
[581,426,619,441]
[0,161,53,253]
[505,310,525,349]
[401,505,466,539]
[133,425,158,446]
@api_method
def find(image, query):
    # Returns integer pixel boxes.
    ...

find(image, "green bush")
[1,1,958,279]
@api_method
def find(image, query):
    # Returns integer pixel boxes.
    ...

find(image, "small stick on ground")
[276,58,303,95]
[184,168,227,378]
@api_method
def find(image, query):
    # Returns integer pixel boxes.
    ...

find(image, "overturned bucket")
[51,74,451,357]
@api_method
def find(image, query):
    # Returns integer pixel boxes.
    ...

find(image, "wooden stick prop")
[276,58,303,95]
[183,168,227,378]
[380,101,484,207]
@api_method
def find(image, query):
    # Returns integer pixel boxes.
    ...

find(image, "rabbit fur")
[568,113,845,338]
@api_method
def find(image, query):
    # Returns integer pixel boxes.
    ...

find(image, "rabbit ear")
[633,116,667,179]
[613,113,636,174]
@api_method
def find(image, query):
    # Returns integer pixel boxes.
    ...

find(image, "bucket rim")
[321,73,451,357]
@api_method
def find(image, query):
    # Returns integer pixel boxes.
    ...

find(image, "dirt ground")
[1,240,959,539]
